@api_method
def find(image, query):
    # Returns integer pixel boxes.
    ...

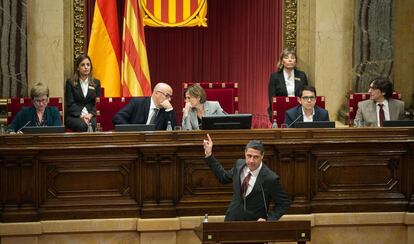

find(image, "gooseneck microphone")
[260,185,268,219]
[16,121,31,133]
[287,114,303,128]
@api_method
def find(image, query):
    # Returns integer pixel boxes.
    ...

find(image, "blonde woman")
[267,48,308,121]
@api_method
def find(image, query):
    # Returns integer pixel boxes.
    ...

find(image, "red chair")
[95,97,133,131]
[348,92,401,126]
[271,96,326,127]
[6,97,63,125]
[183,82,239,114]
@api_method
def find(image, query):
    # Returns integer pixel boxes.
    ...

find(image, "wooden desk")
[1,128,413,222]
[195,221,311,243]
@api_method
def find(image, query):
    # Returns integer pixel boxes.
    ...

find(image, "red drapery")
[85,0,282,127]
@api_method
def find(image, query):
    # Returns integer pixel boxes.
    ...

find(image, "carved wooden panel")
[37,149,140,220]
[0,128,413,222]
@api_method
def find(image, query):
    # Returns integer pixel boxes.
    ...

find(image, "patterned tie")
[241,172,252,198]
[378,104,385,127]
[149,108,159,124]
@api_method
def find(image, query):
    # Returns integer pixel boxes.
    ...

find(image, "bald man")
[112,83,177,130]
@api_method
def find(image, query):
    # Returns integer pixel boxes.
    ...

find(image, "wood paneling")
[1,128,414,222]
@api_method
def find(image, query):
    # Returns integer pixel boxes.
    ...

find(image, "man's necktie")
[241,172,252,198]
[378,104,385,127]
[149,108,159,124]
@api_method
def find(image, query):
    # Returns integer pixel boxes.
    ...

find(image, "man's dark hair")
[370,77,393,99]
[299,85,317,97]
[245,140,264,154]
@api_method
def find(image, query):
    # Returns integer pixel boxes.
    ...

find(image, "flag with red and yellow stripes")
[121,0,151,97]
[88,0,121,97]
[141,0,207,27]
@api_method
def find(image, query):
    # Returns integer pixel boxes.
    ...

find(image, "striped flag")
[121,0,152,97]
[141,0,208,27]
[88,0,121,97]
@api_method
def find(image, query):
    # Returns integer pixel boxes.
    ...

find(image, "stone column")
[353,0,393,92]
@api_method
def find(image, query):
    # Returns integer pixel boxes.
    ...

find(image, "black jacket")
[205,156,291,221]
[112,97,177,130]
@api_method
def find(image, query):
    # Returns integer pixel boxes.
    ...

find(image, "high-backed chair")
[271,96,326,127]
[348,92,401,126]
[183,82,239,114]
[6,97,63,125]
[95,97,133,131]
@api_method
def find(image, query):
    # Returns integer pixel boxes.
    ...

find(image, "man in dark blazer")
[203,134,291,221]
[284,85,329,127]
[112,82,177,130]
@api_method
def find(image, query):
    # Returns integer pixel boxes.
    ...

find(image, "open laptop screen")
[383,120,414,127]
[202,114,252,130]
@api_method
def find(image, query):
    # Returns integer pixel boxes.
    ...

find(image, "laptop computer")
[114,124,156,132]
[383,120,414,127]
[22,126,66,134]
[294,121,335,128]
[202,114,252,130]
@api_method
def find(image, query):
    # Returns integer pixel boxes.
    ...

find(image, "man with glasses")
[354,77,404,127]
[284,85,329,127]
[112,82,177,130]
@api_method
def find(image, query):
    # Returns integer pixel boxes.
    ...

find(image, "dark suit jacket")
[267,69,308,120]
[112,97,177,130]
[205,156,291,221]
[64,79,101,131]
[7,106,61,132]
[284,105,330,127]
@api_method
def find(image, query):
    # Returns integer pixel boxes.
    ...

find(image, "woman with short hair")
[7,82,61,133]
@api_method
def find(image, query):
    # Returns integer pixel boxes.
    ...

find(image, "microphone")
[287,114,303,128]
[260,185,269,219]
[16,121,31,133]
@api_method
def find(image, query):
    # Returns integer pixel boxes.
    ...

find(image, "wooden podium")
[195,221,311,243]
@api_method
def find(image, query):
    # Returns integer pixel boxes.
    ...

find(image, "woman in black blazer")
[267,48,308,121]
[65,54,101,132]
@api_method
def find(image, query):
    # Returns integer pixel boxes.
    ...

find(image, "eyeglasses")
[33,98,49,104]
[301,96,316,101]
[156,90,172,99]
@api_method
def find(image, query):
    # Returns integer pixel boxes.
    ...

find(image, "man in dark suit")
[284,85,329,127]
[112,82,177,130]
[203,134,291,221]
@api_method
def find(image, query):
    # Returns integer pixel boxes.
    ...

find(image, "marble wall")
[297,0,354,121]
[394,0,414,108]
[26,0,73,99]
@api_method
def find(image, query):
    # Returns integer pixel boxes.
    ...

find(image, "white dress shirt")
[80,78,89,116]
[376,99,390,127]
[146,98,158,125]
[283,68,295,96]
[240,162,263,197]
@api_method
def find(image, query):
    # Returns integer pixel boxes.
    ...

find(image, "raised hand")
[203,133,213,157]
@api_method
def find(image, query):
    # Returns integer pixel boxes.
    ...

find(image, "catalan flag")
[121,0,151,97]
[88,0,121,97]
